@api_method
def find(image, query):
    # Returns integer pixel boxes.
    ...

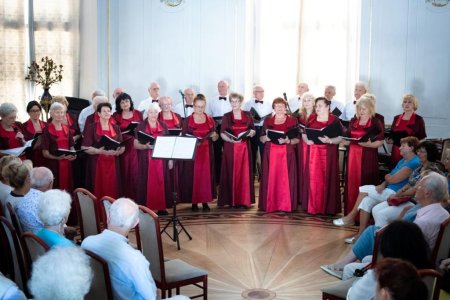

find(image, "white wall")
[360,0,450,138]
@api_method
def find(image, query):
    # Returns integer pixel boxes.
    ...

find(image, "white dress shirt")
[138,97,159,118]
[82,229,157,300]
[173,102,194,118]
[205,95,231,119]
[342,101,356,121]
[78,105,95,133]
[242,98,273,127]
[288,96,301,113]
[330,99,345,116]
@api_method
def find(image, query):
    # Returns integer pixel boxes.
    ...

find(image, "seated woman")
[218,92,256,208]
[333,136,420,244]
[35,189,75,248]
[41,102,76,193]
[0,103,25,158]
[387,94,426,167]
[259,97,299,213]
[346,221,432,299]
[1,159,32,213]
[21,101,46,166]
[371,141,442,227]
[0,155,20,205]
[134,103,170,215]
[82,102,125,199]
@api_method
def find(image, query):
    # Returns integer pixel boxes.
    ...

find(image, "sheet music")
[152,136,197,160]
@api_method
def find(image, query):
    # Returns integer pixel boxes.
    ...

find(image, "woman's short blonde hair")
[402,94,418,111]
[1,159,32,189]
[52,96,69,108]
[356,93,376,118]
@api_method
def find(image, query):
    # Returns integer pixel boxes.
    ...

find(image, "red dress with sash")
[113,110,143,200]
[343,117,384,214]
[390,112,426,167]
[218,111,255,207]
[179,114,216,204]
[41,123,74,192]
[259,115,298,213]
[82,122,122,199]
[306,114,341,215]
[0,123,25,159]
[297,113,315,210]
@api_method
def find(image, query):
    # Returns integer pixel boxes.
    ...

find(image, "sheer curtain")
[0,0,79,121]
[253,0,360,103]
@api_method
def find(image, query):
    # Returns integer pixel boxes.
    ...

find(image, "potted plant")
[25,56,63,117]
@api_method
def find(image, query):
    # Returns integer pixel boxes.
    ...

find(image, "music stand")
[152,136,198,250]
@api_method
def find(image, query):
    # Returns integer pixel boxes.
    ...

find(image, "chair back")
[419,269,442,300]
[431,217,450,268]
[73,188,101,240]
[84,249,114,300]
[22,232,49,274]
[6,202,22,235]
[0,217,29,295]
[137,206,165,283]
[99,196,116,228]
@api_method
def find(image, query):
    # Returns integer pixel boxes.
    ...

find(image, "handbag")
[387,196,412,206]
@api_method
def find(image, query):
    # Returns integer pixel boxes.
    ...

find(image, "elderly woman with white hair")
[134,103,170,215]
[29,247,93,300]
[82,102,124,199]
[35,189,74,248]
[0,102,25,157]
[41,102,76,193]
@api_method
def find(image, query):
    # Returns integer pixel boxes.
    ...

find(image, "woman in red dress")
[113,93,143,200]
[41,102,76,192]
[218,93,256,208]
[21,101,46,166]
[297,92,315,210]
[259,97,299,213]
[134,103,170,214]
[179,94,219,211]
[302,97,342,215]
[388,94,426,167]
[82,102,124,199]
[51,96,81,145]
[341,94,384,216]
[0,103,25,158]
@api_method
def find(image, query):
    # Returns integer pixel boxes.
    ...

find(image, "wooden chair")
[419,269,442,300]
[137,206,208,299]
[431,218,450,268]
[6,202,23,236]
[321,226,386,300]
[73,188,101,240]
[442,138,450,163]
[84,249,114,300]
[0,217,29,296]
[21,232,49,277]
[99,196,116,228]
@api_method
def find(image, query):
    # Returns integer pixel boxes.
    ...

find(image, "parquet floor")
[152,202,358,300]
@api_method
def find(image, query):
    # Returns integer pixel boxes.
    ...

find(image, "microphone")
[283,92,292,113]
[179,90,185,98]
[283,92,288,101]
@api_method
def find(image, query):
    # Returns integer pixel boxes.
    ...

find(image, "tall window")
[0,0,79,121]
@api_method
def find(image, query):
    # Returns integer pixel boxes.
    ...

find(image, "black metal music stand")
[152,136,197,250]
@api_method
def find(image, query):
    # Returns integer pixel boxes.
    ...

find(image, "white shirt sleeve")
[346,270,376,300]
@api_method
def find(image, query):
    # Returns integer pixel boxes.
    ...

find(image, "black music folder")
[224,129,251,141]
[250,107,272,122]
[55,149,86,156]
[305,122,342,144]
[137,131,156,145]
[121,122,140,135]
[98,135,130,150]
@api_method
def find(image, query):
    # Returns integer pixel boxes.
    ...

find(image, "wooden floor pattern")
[154,204,358,300]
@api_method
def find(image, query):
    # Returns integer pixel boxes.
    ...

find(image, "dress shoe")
[333,218,353,227]
[202,203,211,211]
[191,204,199,212]
[320,265,343,280]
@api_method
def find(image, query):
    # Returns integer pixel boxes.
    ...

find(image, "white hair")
[38,189,72,226]
[422,172,449,203]
[29,247,93,300]
[355,81,368,92]
[30,167,53,189]
[49,102,65,113]
[91,89,106,100]
[146,102,161,114]
[109,198,139,230]
[0,102,18,118]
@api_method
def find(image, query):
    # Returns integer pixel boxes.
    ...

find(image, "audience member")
[15,167,53,232]
[35,189,74,248]
[28,247,93,300]
[2,159,32,213]
[0,156,20,205]
[0,271,27,300]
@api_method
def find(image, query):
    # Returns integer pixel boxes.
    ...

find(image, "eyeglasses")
[194,105,205,109]
[29,109,41,113]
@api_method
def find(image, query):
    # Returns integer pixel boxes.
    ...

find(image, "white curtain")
[253,0,360,104]
[0,0,79,121]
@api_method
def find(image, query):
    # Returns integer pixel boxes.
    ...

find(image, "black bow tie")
[152,99,159,103]
[185,104,193,108]
[353,101,357,104]
[255,100,263,104]
[219,97,227,100]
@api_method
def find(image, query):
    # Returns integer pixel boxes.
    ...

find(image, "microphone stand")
[180,90,186,118]
[283,92,292,114]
